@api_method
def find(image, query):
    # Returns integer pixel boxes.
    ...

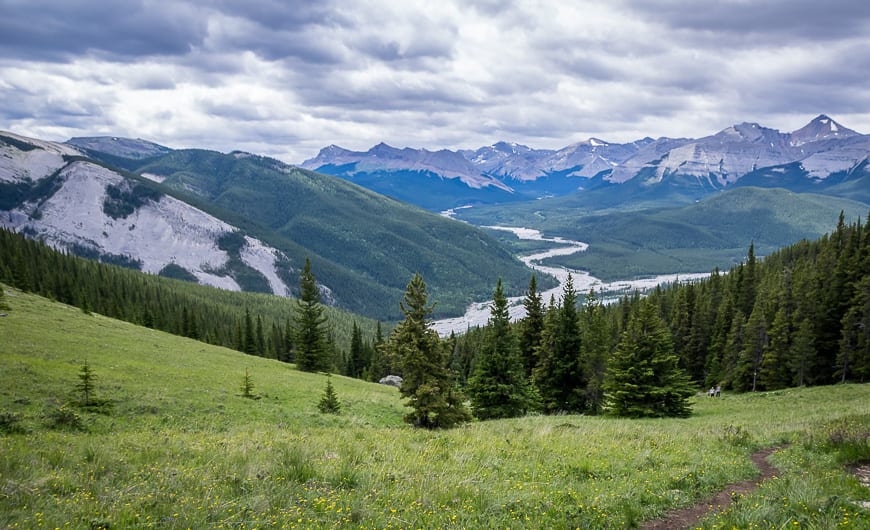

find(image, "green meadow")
[1,287,868,529]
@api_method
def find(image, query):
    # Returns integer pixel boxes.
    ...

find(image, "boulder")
[378,375,403,388]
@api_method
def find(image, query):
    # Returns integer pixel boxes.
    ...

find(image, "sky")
[2,0,870,164]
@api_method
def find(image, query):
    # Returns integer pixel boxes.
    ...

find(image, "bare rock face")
[378,375,403,388]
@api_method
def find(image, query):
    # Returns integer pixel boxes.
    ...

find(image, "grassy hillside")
[463,187,869,280]
[133,150,544,319]
[2,289,868,529]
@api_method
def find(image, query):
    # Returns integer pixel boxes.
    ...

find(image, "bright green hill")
[132,149,544,319]
[2,288,869,529]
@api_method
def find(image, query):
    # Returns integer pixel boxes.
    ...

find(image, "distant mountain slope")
[1,132,542,320]
[127,149,542,319]
[304,114,870,212]
[533,187,870,280]
[0,131,293,297]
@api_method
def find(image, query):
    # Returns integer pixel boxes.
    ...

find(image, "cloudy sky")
[2,0,869,163]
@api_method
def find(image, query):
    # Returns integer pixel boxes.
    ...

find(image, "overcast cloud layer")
[2,0,869,163]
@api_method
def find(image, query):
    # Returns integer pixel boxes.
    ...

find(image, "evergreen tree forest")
[3,208,869,420]
[448,211,870,418]
[0,228,381,373]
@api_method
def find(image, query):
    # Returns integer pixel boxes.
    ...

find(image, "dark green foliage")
[317,375,341,414]
[468,278,535,420]
[102,182,162,219]
[75,360,97,407]
[68,244,143,270]
[0,411,26,434]
[0,228,376,363]
[158,263,198,282]
[46,402,85,431]
[579,290,611,414]
[346,322,372,379]
[241,368,256,399]
[604,299,694,418]
[533,274,585,413]
[459,187,868,282]
[383,273,471,429]
[0,133,38,151]
[519,274,544,378]
[0,167,65,211]
[293,258,330,372]
[210,231,272,294]
[133,149,537,320]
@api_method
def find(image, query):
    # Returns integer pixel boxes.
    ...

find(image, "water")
[431,225,708,336]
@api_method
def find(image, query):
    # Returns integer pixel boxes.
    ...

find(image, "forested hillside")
[458,187,869,280]
[446,211,870,418]
[129,149,542,318]
[0,228,381,372]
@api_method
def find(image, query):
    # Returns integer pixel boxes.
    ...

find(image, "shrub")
[46,402,85,431]
[0,411,26,434]
[318,375,341,414]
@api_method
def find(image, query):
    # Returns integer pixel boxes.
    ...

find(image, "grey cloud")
[625,0,870,44]
[0,0,209,62]
[210,0,348,32]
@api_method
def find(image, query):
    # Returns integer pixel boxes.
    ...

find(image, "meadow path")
[639,446,783,530]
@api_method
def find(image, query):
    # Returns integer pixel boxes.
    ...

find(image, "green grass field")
[1,287,868,529]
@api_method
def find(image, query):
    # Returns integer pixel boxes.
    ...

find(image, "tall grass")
[1,287,868,528]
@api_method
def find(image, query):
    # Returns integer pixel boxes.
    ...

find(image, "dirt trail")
[639,446,783,530]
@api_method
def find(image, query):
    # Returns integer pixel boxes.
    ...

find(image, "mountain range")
[301,115,870,210]
[1,132,538,320]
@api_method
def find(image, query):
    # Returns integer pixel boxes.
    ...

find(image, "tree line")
[371,211,870,426]
[0,228,379,371]
[3,209,868,426]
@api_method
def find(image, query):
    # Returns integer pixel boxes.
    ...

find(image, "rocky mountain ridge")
[1,131,298,298]
[301,114,870,209]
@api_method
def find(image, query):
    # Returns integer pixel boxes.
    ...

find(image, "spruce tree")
[382,273,471,429]
[293,258,330,372]
[788,316,815,387]
[519,274,544,377]
[243,308,257,355]
[75,360,98,407]
[735,301,768,391]
[241,367,256,399]
[468,278,534,420]
[317,375,341,414]
[347,321,368,378]
[603,299,694,418]
[580,289,610,414]
[533,274,584,413]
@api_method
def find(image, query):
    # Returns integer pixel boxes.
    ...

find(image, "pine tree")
[75,360,98,407]
[243,308,257,355]
[519,274,544,377]
[735,301,768,392]
[533,274,584,413]
[317,375,341,414]
[603,299,694,418]
[347,321,368,379]
[241,367,256,399]
[468,278,534,420]
[580,289,610,414]
[293,258,330,372]
[382,273,471,429]
[757,307,791,389]
[788,316,815,387]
